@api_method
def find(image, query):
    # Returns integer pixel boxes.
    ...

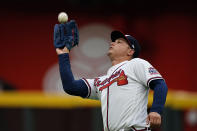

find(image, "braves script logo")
[94,70,128,91]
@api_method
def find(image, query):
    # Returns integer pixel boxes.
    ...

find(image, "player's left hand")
[53,23,78,50]
[146,112,161,129]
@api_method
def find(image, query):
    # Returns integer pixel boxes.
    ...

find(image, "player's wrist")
[150,107,162,115]
[56,47,70,54]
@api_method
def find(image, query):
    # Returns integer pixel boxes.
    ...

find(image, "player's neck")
[111,57,131,66]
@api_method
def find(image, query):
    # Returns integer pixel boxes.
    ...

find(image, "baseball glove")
[54,20,79,50]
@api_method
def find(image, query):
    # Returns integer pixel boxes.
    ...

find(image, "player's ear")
[127,48,134,56]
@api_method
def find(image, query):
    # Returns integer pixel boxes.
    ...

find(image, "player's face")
[108,38,134,60]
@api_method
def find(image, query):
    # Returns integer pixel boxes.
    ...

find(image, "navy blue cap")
[111,30,141,58]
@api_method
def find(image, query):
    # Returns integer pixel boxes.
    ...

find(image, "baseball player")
[53,23,168,131]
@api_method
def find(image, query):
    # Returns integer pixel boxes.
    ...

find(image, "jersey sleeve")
[133,59,163,87]
[82,78,99,100]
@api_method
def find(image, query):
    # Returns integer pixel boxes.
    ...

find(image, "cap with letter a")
[111,30,141,58]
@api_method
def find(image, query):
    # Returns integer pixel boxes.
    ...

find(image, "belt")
[130,126,151,131]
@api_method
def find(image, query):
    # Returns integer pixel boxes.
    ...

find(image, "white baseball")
[58,12,68,23]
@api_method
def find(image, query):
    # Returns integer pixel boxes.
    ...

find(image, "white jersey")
[82,58,163,131]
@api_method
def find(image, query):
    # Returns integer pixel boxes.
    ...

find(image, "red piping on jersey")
[106,63,127,131]
[147,77,163,87]
[107,86,110,130]
[82,78,91,98]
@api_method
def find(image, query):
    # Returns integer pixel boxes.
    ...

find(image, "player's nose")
[110,42,115,46]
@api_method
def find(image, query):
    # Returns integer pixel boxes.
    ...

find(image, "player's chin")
[107,50,112,56]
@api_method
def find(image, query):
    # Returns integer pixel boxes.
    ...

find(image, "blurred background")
[0,0,197,131]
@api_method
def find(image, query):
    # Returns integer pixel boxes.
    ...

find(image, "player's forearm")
[149,79,168,114]
[58,53,88,97]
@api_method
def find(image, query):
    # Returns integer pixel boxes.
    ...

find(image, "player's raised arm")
[57,52,89,97]
[53,15,88,98]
